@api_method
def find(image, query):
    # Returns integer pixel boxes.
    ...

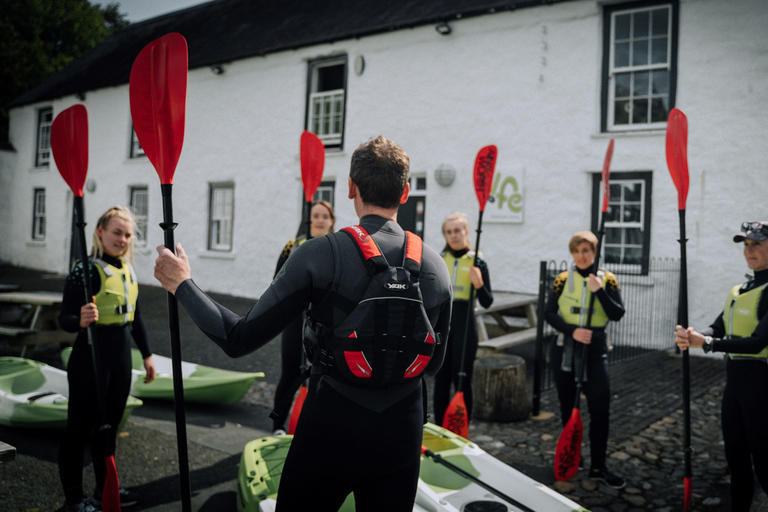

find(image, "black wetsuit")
[271,237,306,432]
[544,266,624,472]
[433,249,492,424]
[174,216,452,511]
[57,254,152,504]
[700,268,768,512]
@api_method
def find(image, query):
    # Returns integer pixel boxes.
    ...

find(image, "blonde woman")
[433,212,493,425]
[58,206,155,511]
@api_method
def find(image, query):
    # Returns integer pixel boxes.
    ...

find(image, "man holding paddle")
[154,135,452,511]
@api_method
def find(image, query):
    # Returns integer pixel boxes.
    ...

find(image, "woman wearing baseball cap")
[675,221,768,511]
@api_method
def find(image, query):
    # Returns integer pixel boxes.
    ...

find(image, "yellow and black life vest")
[442,250,476,301]
[92,258,138,325]
[722,281,768,360]
[557,267,610,328]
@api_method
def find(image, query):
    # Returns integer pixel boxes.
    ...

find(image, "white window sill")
[26,240,46,247]
[199,250,236,260]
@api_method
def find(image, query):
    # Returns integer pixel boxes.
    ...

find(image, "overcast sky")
[97,0,213,23]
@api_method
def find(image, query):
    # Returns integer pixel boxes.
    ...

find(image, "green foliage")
[0,0,129,141]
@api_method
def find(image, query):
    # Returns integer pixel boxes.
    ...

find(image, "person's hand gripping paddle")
[129,32,192,512]
[554,137,614,482]
[287,131,325,435]
[665,107,692,511]
[51,105,121,512]
[442,145,497,438]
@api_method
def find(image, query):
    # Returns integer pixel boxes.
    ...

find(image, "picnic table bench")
[476,291,554,353]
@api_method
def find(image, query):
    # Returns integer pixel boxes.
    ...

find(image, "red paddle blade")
[666,108,689,210]
[600,138,614,213]
[129,33,188,184]
[51,105,88,198]
[101,455,121,512]
[442,391,469,438]
[473,145,497,211]
[554,408,583,481]
[288,385,308,435]
[300,131,325,202]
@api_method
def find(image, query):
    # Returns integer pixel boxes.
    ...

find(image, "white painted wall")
[2,0,767,334]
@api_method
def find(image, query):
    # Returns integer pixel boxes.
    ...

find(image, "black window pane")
[606,227,622,244]
[626,227,643,244]
[606,204,619,223]
[651,8,669,36]
[623,205,641,223]
[634,71,650,96]
[615,73,631,97]
[624,247,643,264]
[633,40,649,66]
[634,10,650,38]
[651,37,668,64]
[615,13,631,40]
[652,70,669,94]
[624,183,642,201]
[317,64,344,91]
[614,100,630,125]
[605,246,622,264]
[651,97,669,123]
[632,99,649,123]
[614,42,630,68]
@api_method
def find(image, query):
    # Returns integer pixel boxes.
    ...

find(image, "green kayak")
[62,348,265,406]
[237,422,590,512]
[0,356,141,430]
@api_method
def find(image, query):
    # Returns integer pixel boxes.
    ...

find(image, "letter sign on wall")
[485,168,524,224]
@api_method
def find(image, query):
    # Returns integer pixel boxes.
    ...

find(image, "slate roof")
[9,0,572,109]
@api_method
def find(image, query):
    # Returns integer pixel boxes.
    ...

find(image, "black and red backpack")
[304,225,437,388]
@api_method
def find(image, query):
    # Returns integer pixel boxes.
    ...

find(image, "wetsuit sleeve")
[595,271,625,321]
[129,300,152,359]
[273,239,296,278]
[710,288,768,354]
[475,257,493,309]
[424,298,452,376]
[174,237,329,358]
[58,261,101,332]
[544,272,575,336]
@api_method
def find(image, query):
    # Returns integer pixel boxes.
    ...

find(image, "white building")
[1,0,766,333]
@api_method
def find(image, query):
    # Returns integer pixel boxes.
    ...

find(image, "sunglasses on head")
[742,222,768,233]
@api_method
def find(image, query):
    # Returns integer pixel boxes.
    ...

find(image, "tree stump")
[472,354,531,422]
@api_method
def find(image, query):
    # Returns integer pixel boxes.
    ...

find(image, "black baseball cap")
[734,221,768,242]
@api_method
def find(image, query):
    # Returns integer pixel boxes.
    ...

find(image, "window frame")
[32,188,46,240]
[129,186,149,246]
[305,55,348,149]
[130,126,145,159]
[601,0,679,132]
[313,180,336,207]
[591,171,653,275]
[36,107,53,167]
[208,183,235,252]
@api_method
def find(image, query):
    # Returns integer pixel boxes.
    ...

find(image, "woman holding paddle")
[675,221,768,512]
[58,206,155,512]
[433,212,493,425]
[545,230,625,489]
[272,200,335,435]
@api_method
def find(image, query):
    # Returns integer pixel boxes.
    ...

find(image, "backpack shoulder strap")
[340,225,388,273]
[403,231,423,276]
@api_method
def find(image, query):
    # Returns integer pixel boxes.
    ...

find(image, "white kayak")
[238,422,589,512]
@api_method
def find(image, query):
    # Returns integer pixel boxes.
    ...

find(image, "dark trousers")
[59,328,131,504]
[550,342,611,471]
[275,376,423,511]
[722,358,768,512]
[272,316,304,431]
[433,304,478,424]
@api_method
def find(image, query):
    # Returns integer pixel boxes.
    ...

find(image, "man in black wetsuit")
[154,135,452,511]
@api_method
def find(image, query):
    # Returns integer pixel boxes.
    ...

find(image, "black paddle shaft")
[423,448,536,512]
[677,210,692,481]
[457,210,485,391]
[160,183,193,511]
[73,197,113,447]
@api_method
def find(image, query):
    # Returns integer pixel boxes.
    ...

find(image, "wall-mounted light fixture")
[434,164,457,187]
[210,65,225,75]
[85,179,97,193]
[354,55,365,76]
[435,21,452,36]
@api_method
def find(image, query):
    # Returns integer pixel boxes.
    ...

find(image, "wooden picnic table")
[0,291,75,358]
[475,291,553,352]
